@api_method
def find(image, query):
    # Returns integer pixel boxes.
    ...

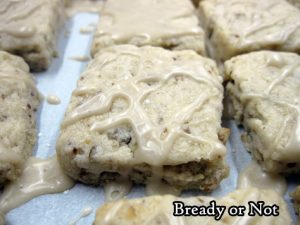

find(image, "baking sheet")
[5,13,298,225]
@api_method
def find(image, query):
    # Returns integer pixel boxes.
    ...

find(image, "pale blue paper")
[5,13,298,225]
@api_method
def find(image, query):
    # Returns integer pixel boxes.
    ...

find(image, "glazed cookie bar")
[0,0,65,71]
[91,0,206,56]
[199,0,300,63]
[94,188,292,225]
[57,45,229,191]
[225,51,300,173]
[0,51,40,184]
[291,186,300,217]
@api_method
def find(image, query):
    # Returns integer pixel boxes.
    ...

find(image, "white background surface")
[5,13,298,225]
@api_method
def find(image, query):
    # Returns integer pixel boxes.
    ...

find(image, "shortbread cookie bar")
[0,51,40,184]
[225,51,300,173]
[94,188,292,225]
[0,0,65,71]
[57,45,228,191]
[91,0,206,56]
[199,0,300,63]
[291,186,300,217]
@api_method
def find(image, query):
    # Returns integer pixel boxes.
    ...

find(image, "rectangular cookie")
[94,188,292,225]
[225,51,300,173]
[0,51,40,184]
[56,45,229,192]
[199,0,300,63]
[91,0,206,56]
[0,0,65,71]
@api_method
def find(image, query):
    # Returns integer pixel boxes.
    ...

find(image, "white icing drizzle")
[230,1,300,45]
[0,156,75,213]
[145,166,181,196]
[62,50,225,166]
[46,95,61,105]
[206,0,300,61]
[0,0,44,38]
[240,53,300,161]
[97,0,202,44]
[95,188,292,225]
[146,179,181,196]
[104,180,132,202]
[241,5,300,46]
[69,55,90,62]
[218,189,289,224]
[238,161,287,195]
[68,207,93,225]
